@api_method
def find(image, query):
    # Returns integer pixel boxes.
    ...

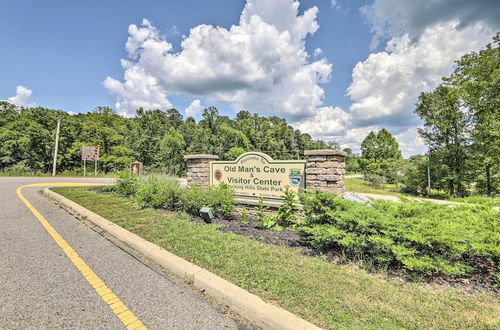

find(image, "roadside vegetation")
[345,34,499,202]
[108,173,500,287]
[0,102,327,176]
[54,184,499,329]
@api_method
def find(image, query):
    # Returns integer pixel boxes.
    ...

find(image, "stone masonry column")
[304,149,347,195]
[184,154,219,188]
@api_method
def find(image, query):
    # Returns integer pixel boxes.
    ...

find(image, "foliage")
[224,147,245,160]
[261,215,278,229]
[343,148,361,173]
[134,175,182,209]
[415,86,469,197]
[362,162,386,187]
[255,197,269,225]
[361,128,402,163]
[275,186,300,228]
[57,186,500,329]
[114,171,138,197]
[414,33,500,196]
[239,208,250,225]
[299,189,499,283]
[158,127,186,176]
[114,174,235,218]
[0,103,329,175]
[449,32,500,195]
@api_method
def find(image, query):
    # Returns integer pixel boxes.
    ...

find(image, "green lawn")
[53,186,500,329]
[344,178,400,196]
[346,178,500,207]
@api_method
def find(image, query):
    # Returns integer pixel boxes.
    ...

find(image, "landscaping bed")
[52,184,500,329]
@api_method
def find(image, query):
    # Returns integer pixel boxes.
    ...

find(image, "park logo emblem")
[214,169,222,181]
[289,168,302,187]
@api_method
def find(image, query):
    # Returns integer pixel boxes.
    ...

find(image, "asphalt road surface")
[0,177,244,329]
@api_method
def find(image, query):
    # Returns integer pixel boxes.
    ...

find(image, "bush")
[117,174,234,218]
[114,171,138,197]
[180,183,234,218]
[299,189,499,283]
[135,175,182,209]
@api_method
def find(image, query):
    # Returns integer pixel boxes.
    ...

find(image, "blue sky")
[1,0,498,156]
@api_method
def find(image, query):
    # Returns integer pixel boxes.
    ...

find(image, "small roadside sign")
[130,162,143,176]
[82,146,99,176]
[82,146,100,161]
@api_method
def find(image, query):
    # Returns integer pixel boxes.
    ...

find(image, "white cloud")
[103,0,497,158]
[337,126,377,153]
[104,0,332,119]
[184,100,202,118]
[294,106,348,138]
[7,85,35,107]
[313,48,323,58]
[330,0,340,10]
[362,0,500,48]
[394,127,427,158]
[347,20,492,128]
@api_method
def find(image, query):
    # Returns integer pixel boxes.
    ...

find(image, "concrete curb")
[43,188,321,330]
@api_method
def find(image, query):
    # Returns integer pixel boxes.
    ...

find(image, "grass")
[53,186,500,329]
[344,178,400,196]
[345,178,500,207]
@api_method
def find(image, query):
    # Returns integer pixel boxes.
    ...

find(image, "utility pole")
[52,115,64,176]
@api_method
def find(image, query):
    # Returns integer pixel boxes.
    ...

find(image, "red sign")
[130,162,143,176]
[82,146,100,161]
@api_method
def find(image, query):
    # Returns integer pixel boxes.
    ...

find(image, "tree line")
[0,103,328,176]
[1,34,497,196]
[351,34,499,196]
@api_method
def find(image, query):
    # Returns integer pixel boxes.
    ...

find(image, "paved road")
[0,177,244,329]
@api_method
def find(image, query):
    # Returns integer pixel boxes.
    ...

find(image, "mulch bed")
[191,214,318,257]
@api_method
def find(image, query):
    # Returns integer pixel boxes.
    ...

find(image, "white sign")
[82,146,100,161]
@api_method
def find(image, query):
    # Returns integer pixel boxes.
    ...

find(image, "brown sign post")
[82,146,100,176]
[130,162,143,176]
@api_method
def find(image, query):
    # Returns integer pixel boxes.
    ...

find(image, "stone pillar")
[184,154,219,188]
[304,149,347,195]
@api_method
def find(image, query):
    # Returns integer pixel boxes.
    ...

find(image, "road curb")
[43,188,321,330]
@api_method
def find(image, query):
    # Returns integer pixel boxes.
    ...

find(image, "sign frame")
[210,152,306,201]
[81,146,100,176]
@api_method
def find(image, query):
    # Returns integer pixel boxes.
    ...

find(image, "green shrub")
[181,183,234,218]
[299,189,500,283]
[135,175,182,209]
[255,197,269,228]
[130,176,234,218]
[275,186,300,227]
[114,171,138,197]
[239,208,250,224]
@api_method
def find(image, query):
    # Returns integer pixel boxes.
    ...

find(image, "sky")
[1,0,499,157]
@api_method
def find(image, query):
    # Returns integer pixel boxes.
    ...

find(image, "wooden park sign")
[210,152,306,200]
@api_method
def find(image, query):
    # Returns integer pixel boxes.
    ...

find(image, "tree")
[158,128,186,176]
[361,131,378,161]
[343,148,361,173]
[361,129,401,163]
[225,147,245,160]
[415,86,470,196]
[377,128,402,160]
[449,33,500,194]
